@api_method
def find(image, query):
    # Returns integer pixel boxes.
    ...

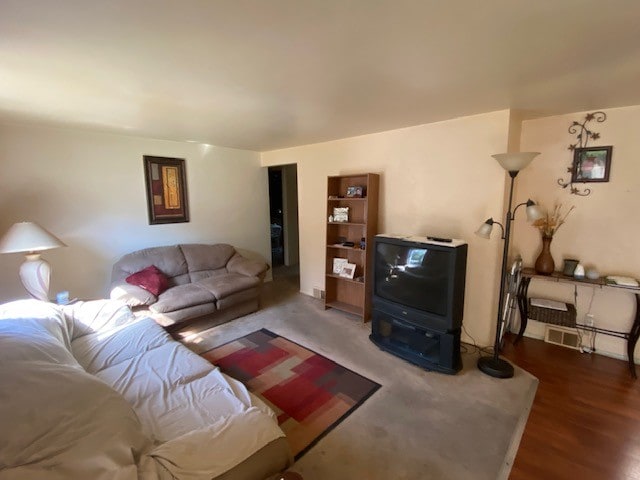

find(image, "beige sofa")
[0,299,292,479]
[110,243,269,330]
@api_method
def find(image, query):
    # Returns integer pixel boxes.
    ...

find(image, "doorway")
[268,165,300,285]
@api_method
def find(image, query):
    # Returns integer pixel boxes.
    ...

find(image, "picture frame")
[346,185,364,198]
[332,207,349,222]
[144,156,190,224]
[339,263,356,279]
[571,146,612,183]
[333,258,348,274]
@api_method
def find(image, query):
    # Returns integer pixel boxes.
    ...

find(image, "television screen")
[374,241,449,315]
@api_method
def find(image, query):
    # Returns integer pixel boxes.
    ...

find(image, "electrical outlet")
[584,313,595,327]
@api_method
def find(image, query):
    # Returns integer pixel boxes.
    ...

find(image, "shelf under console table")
[515,268,640,378]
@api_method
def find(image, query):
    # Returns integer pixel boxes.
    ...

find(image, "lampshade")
[525,200,544,222]
[474,218,494,239]
[0,222,66,254]
[492,152,540,172]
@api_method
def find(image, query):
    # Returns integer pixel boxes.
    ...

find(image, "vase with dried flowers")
[532,203,575,275]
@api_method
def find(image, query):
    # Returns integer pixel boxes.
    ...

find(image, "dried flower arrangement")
[532,203,575,238]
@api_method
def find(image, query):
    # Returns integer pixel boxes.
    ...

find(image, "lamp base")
[477,355,514,379]
[19,253,51,301]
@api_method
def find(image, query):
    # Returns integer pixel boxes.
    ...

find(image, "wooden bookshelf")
[324,173,379,322]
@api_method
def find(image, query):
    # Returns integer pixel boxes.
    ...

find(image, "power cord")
[578,285,598,354]
[461,323,495,356]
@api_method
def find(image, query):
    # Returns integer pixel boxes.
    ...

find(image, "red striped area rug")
[201,329,380,459]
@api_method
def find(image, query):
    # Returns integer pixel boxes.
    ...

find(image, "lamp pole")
[477,171,518,378]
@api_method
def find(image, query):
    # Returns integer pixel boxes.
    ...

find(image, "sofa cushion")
[111,282,158,307]
[216,287,260,310]
[0,300,74,360]
[150,284,217,314]
[63,299,139,340]
[227,253,270,278]
[150,408,285,480]
[126,265,169,296]
[180,243,236,276]
[189,267,229,283]
[196,273,261,300]
[95,341,217,439]
[0,305,152,480]
[112,245,188,284]
[72,317,173,373]
[152,303,218,327]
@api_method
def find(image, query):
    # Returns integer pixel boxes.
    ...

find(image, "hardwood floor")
[502,333,640,480]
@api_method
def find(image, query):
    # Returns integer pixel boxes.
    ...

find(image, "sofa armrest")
[227,254,270,280]
[110,281,158,307]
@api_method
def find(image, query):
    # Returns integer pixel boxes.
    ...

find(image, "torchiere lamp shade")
[492,152,540,172]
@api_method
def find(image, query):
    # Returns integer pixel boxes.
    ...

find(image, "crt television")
[373,235,468,333]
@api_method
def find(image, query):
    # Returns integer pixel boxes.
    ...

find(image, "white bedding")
[0,299,285,480]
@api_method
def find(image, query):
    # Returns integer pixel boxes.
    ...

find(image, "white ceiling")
[1,0,640,151]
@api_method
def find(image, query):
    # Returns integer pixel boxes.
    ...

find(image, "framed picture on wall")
[144,156,190,224]
[571,146,612,183]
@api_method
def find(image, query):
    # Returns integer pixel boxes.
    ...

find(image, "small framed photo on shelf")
[346,185,364,198]
[332,207,349,222]
[571,146,612,183]
[338,263,357,279]
[333,258,348,274]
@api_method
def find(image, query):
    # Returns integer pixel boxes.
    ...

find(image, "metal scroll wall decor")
[558,111,607,196]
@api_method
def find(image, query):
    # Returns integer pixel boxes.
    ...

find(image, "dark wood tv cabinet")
[369,308,462,375]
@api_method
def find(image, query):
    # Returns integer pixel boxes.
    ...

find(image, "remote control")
[427,236,453,243]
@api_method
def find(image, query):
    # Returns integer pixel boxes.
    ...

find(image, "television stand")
[370,309,462,374]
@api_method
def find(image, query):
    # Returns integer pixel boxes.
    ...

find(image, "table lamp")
[0,222,66,301]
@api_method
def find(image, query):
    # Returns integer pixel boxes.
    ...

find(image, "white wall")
[262,110,513,345]
[0,123,271,302]
[513,105,640,360]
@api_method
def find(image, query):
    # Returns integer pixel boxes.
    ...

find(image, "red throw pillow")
[125,265,169,296]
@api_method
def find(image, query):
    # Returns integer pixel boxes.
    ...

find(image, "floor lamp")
[475,153,543,378]
[0,222,66,301]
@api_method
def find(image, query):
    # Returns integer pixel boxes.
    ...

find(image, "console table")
[515,268,640,378]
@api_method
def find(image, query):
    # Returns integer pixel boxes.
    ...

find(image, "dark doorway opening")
[267,165,299,286]
[268,167,285,266]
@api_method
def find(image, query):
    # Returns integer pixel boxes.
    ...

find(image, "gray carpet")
[178,274,538,480]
